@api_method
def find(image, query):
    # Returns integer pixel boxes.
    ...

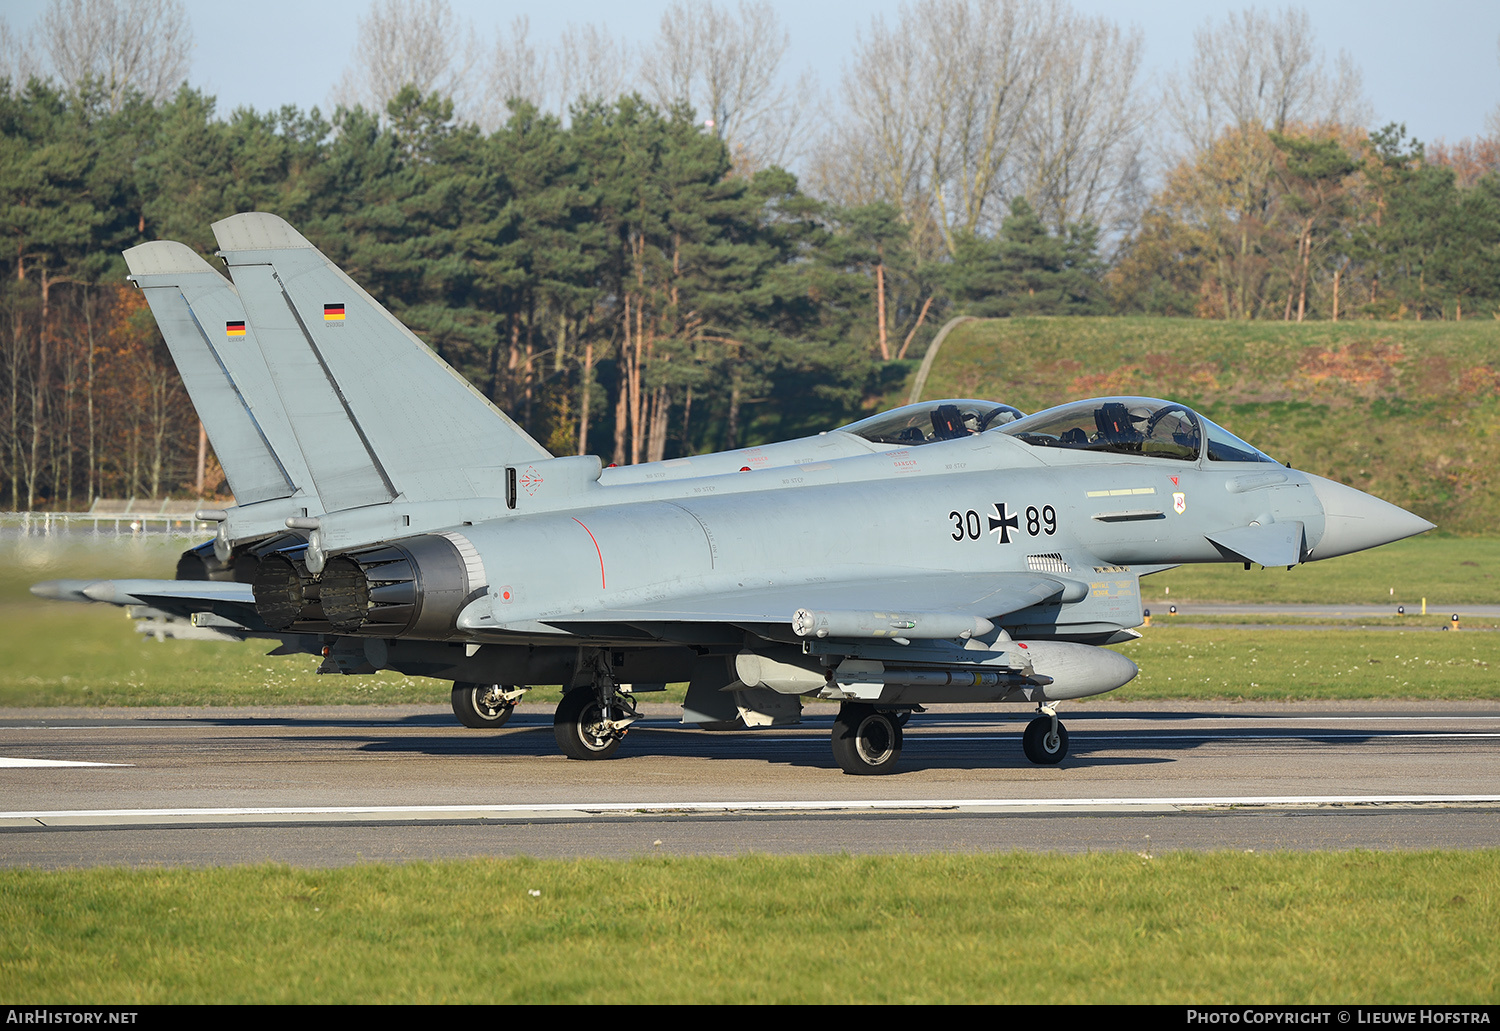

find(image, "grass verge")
[1111,627,1498,701]
[3,533,1496,707]
[1142,536,1500,606]
[3,608,1497,707]
[911,316,1500,534]
[2,852,1495,1003]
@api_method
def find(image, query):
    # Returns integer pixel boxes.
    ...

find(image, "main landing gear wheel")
[1022,715,1069,764]
[451,682,516,728]
[831,703,904,775]
[554,686,624,760]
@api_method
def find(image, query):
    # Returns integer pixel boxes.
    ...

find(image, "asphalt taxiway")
[2,701,1497,866]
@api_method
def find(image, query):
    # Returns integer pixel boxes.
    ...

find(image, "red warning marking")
[573,517,605,589]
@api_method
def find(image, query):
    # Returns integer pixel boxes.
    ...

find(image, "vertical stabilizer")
[123,241,318,509]
[211,213,551,510]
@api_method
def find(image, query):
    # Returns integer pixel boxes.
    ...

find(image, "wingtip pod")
[29,579,100,603]
[210,212,316,253]
[123,240,224,279]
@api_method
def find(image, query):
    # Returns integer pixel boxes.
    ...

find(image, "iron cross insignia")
[988,502,1019,544]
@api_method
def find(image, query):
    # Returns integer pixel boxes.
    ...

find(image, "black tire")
[554,687,623,760]
[1022,715,1068,764]
[451,682,516,729]
[830,703,904,775]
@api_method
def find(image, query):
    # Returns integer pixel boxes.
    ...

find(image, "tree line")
[2,0,1498,511]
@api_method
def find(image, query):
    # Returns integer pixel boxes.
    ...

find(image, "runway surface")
[2,700,1498,866]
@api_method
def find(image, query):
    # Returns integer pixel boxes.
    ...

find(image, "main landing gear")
[1022,708,1069,764]
[553,659,640,760]
[831,703,904,775]
[450,682,519,728]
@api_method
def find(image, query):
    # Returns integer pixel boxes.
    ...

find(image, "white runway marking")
[0,756,132,768]
[3,794,1498,827]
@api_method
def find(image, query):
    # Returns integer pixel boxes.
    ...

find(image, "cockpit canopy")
[1000,397,1278,464]
[840,399,1026,446]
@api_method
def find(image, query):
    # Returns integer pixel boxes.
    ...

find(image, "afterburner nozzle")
[1306,473,1435,560]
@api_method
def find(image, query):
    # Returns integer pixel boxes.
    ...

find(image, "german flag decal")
[323,303,345,322]
[226,320,246,337]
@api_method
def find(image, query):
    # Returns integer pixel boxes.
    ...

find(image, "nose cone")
[1306,473,1435,560]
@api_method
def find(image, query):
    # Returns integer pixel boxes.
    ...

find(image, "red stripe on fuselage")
[572,517,605,590]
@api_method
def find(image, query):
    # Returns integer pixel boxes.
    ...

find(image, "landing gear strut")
[553,658,639,760]
[1022,707,1068,764]
[450,682,518,728]
[831,703,904,775]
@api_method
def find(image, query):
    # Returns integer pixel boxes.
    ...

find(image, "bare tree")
[476,16,552,129]
[639,0,806,170]
[555,22,632,112]
[821,0,1075,255]
[332,0,479,120]
[0,18,42,91]
[817,13,937,247]
[35,0,190,110]
[1488,35,1500,141]
[1018,9,1148,238]
[1165,7,1368,157]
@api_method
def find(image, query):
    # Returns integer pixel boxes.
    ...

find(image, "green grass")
[1108,627,1499,701]
[0,534,182,601]
[1144,536,1500,605]
[0,603,443,707]
[4,534,1498,707]
[910,316,1500,534]
[4,602,1495,706]
[2,853,1495,1003]
[1159,615,1500,629]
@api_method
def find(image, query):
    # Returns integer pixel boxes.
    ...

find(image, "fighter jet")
[33,213,1435,774]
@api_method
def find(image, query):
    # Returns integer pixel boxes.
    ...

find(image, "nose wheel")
[831,703,904,775]
[1022,713,1069,764]
[451,682,518,728]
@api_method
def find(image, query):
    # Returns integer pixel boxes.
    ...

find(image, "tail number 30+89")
[949,504,1056,542]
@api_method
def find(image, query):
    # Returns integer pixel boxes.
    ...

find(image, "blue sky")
[6,0,1498,147]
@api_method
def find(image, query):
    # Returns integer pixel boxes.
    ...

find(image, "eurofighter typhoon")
[33,214,1435,774]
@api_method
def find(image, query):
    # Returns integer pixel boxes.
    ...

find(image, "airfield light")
[1168,605,1177,616]
[1143,608,1152,627]
[1452,613,1461,630]
[1397,606,1405,615]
